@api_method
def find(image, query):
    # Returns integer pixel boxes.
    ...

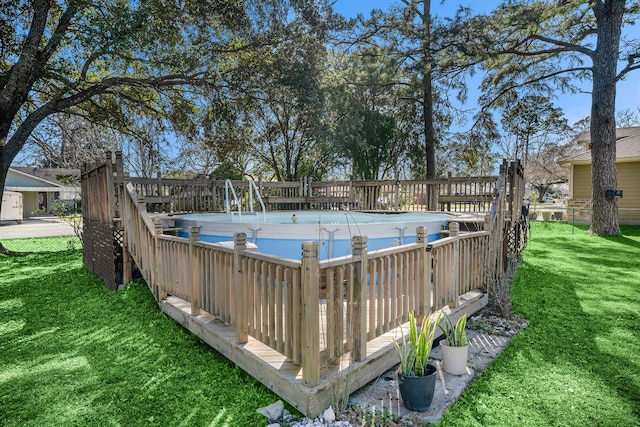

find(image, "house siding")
[6,168,81,217]
[568,162,640,224]
[572,165,592,198]
[22,193,38,216]
[618,162,640,223]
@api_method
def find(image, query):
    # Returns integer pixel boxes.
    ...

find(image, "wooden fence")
[129,172,499,214]
[81,152,125,289]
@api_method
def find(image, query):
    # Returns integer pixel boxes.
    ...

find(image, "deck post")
[483,213,496,289]
[483,213,492,231]
[153,219,162,235]
[449,222,460,308]
[152,219,163,301]
[115,152,133,286]
[234,233,248,344]
[416,227,431,315]
[138,193,147,212]
[301,241,320,387]
[189,226,201,316]
[155,171,162,207]
[105,151,116,223]
[351,235,368,362]
[446,171,453,212]
[394,179,400,211]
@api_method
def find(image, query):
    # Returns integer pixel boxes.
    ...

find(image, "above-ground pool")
[173,211,452,260]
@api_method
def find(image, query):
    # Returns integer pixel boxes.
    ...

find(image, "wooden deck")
[161,289,487,417]
[80,153,526,419]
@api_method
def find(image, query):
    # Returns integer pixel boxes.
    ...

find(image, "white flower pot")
[440,339,469,375]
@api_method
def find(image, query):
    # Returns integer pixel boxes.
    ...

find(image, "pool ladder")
[224,179,266,222]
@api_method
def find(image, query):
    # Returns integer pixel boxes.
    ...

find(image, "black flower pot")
[397,363,437,411]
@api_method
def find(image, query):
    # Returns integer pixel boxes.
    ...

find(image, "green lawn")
[2,224,639,426]
[0,237,278,426]
[437,222,640,426]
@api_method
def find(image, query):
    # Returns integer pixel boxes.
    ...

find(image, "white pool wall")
[174,211,451,260]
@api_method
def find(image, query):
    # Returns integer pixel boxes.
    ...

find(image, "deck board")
[160,290,487,418]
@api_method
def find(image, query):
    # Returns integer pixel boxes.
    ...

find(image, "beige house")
[559,126,640,224]
[5,167,81,217]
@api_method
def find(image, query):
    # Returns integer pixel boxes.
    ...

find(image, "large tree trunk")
[0,146,30,256]
[589,2,623,235]
[422,0,436,210]
[0,145,12,225]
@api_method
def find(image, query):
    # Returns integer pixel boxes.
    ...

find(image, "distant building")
[559,127,640,224]
[5,167,81,217]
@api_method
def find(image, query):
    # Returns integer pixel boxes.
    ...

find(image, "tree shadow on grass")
[620,225,640,237]
[0,263,279,426]
[507,229,640,424]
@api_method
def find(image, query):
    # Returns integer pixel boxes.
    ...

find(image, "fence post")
[301,241,320,387]
[138,193,147,213]
[482,213,494,290]
[394,179,400,211]
[115,152,133,286]
[449,222,460,308]
[447,171,453,212]
[483,213,492,232]
[234,233,248,344]
[351,235,368,362]
[416,227,431,315]
[153,219,162,235]
[189,226,201,316]
[105,151,115,223]
[152,219,166,302]
[152,217,162,290]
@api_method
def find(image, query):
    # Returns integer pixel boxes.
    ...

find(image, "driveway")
[0,217,78,239]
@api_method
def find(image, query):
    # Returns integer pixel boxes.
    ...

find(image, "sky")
[332,0,640,127]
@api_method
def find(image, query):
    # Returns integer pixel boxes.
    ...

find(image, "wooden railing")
[121,180,496,386]
[122,183,160,298]
[129,173,499,214]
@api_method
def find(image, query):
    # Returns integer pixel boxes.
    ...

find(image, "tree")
[526,141,574,202]
[461,0,640,235]
[352,1,476,203]
[615,107,640,127]
[248,82,325,181]
[337,109,398,180]
[373,0,435,183]
[446,117,500,176]
[414,0,436,181]
[327,46,408,180]
[499,95,569,165]
[172,2,340,182]
[0,0,326,254]
[13,113,119,169]
[15,111,180,177]
[119,116,172,178]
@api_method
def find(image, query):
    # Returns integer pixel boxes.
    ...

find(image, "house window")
[54,191,60,200]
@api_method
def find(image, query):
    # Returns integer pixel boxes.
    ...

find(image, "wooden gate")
[80,152,126,290]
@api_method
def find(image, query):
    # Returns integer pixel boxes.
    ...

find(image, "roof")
[9,167,80,187]
[559,126,640,165]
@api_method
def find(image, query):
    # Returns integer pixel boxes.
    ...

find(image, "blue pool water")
[174,211,452,260]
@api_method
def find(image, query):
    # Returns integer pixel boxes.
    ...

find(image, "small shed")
[559,127,640,224]
[1,191,23,223]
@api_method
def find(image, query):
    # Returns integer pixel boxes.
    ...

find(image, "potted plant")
[438,312,469,375]
[393,311,440,411]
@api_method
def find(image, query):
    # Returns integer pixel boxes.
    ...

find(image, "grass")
[2,224,640,426]
[436,222,640,426]
[0,237,279,426]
